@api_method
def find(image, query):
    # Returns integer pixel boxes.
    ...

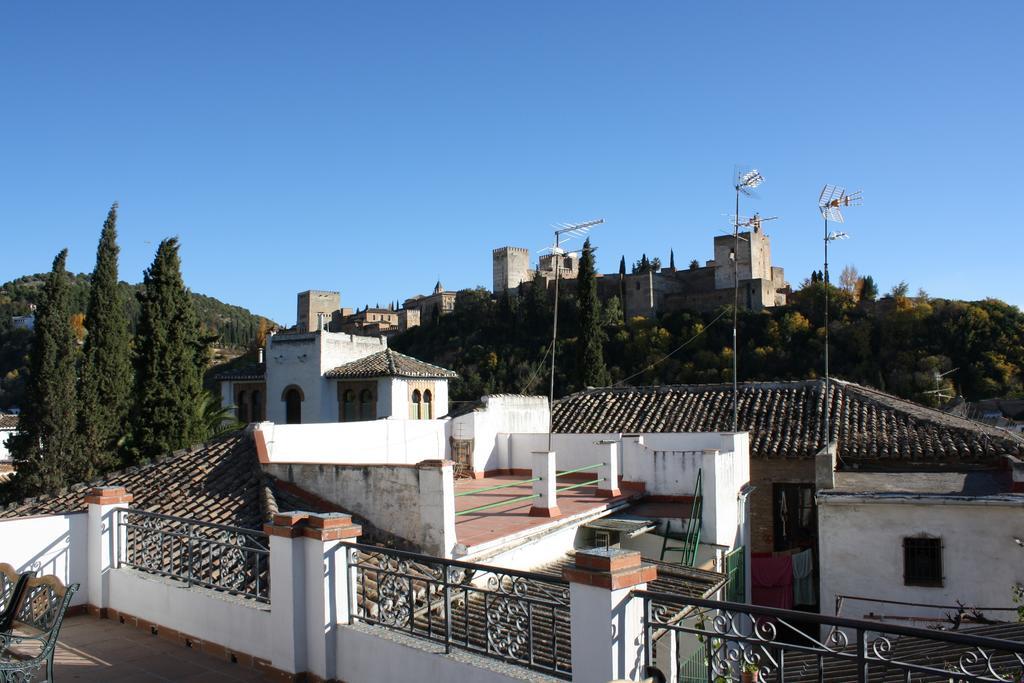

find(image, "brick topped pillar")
[563,549,656,683]
[302,513,361,681]
[86,487,134,615]
[264,512,310,676]
[529,451,560,518]
[264,511,363,681]
[595,440,621,498]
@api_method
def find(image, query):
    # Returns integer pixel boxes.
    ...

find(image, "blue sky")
[1,2,1020,324]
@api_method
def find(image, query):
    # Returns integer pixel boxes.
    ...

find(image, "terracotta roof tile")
[0,432,329,529]
[0,415,17,430]
[325,348,457,380]
[213,363,265,382]
[552,379,1024,462]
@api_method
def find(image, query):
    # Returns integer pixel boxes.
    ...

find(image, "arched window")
[342,389,356,422]
[423,390,432,420]
[410,389,421,420]
[283,386,303,424]
[237,390,249,423]
[359,388,375,421]
[251,390,262,422]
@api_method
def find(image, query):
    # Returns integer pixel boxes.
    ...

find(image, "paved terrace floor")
[54,615,273,681]
[453,474,635,548]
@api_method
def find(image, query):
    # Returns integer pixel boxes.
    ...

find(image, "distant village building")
[10,314,34,331]
[0,414,16,477]
[493,222,789,318]
[216,330,456,425]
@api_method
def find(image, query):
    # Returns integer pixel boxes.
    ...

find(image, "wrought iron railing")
[116,509,270,603]
[344,542,572,679]
[636,590,1024,682]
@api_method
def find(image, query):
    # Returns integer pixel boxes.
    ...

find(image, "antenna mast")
[547,219,604,451]
[817,185,861,450]
[731,168,764,432]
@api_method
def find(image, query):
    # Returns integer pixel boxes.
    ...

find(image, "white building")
[218,330,455,425]
[817,455,1024,627]
[0,414,17,474]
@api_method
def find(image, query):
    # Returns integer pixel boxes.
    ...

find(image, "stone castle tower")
[492,247,532,293]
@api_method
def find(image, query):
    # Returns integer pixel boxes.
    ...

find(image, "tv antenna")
[818,184,862,448]
[548,219,604,450]
[923,367,959,403]
[729,167,765,432]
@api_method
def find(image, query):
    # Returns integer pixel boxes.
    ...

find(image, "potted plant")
[741,661,760,683]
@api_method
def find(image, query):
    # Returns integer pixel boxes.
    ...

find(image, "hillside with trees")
[391,264,1024,408]
[0,263,273,411]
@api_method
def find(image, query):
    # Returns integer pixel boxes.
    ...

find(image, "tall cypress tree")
[669,249,676,270]
[79,203,132,477]
[8,250,81,497]
[576,238,608,389]
[132,238,206,460]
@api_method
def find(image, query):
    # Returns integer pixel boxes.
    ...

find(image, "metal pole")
[733,187,740,432]
[823,217,830,450]
[548,233,561,452]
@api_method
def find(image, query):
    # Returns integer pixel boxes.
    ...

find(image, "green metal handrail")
[556,477,604,493]
[455,493,540,516]
[555,463,604,476]
[454,476,540,497]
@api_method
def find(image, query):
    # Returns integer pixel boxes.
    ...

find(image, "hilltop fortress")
[494,222,789,319]
[293,223,790,337]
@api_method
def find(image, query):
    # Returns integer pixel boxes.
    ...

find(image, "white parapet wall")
[448,395,550,474]
[0,512,89,606]
[262,461,457,557]
[108,569,272,660]
[504,431,749,549]
[255,420,448,465]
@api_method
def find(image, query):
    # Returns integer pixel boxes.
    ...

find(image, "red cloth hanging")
[751,554,794,609]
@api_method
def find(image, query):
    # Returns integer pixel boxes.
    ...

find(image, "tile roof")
[0,415,17,430]
[0,432,325,530]
[828,469,1015,497]
[552,379,1024,462]
[325,348,457,380]
[212,363,265,382]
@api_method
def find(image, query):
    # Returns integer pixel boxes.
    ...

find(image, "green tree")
[79,203,132,476]
[669,249,676,270]
[7,250,81,498]
[859,275,879,302]
[576,238,609,389]
[132,238,207,460]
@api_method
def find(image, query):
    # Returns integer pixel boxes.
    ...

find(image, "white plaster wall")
[384,378,403,419]
[0,427,14,462]
[503,431,749,548]
[449,396,549,474]
[266,332,387,424]
[0,513,89,606]
[335,626,531,683]
[263,462,454,556]
[257,420,448,464]
[818,499,1024,622]
[108,569,272,660]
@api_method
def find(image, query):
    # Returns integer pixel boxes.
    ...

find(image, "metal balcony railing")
[345,541,572,679]
[116,509,270,603]
[635,590,1024,682]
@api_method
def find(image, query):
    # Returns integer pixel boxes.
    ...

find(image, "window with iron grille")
[903,537,943,587]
